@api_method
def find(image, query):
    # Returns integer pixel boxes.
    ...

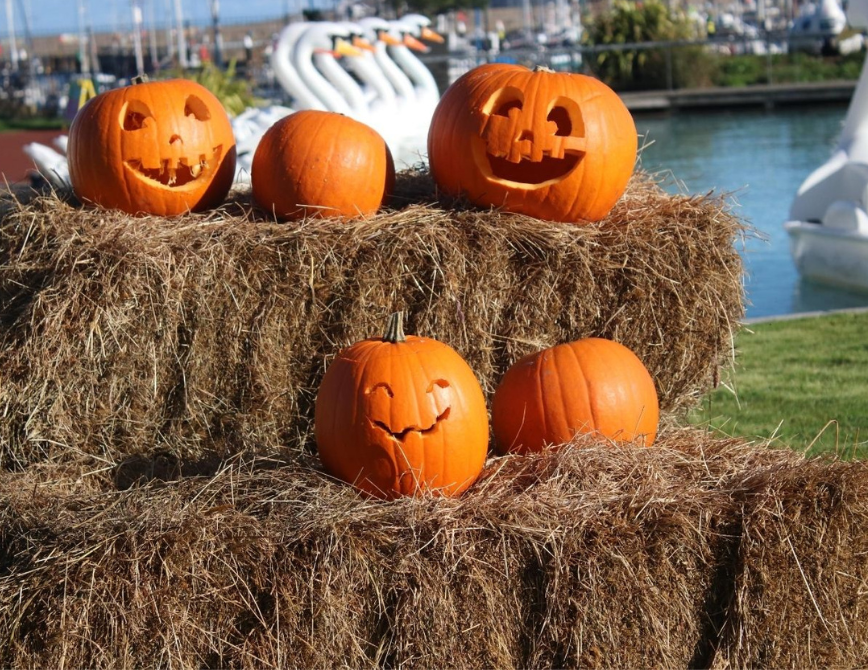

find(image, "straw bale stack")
[1,170,867,667]
[0,170,744,470]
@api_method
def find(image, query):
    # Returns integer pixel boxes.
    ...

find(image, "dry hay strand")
[0,427,810,670]
[0,170,745,471]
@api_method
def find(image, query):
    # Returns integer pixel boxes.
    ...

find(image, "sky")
[2,0,309,38]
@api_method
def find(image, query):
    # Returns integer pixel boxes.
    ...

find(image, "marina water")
[636,103,868,319]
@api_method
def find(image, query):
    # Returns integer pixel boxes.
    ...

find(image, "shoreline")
[622,80,855,112]
[743,304,868,325]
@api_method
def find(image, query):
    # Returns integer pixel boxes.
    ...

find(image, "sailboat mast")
[147,0,158,69]
[5,0,19,72]
[173,0,187,68]
[77,0,90,74]
[164,0,174,62]
[130,0,145,75]
[209,0,223,67]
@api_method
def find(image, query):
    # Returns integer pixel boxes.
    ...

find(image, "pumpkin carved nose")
[169,134,182,145]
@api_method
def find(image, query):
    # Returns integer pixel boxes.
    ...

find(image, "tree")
[584,1,714,90]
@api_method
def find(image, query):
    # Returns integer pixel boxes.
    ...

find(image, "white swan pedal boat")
[785,215,868,291]
[786,0,868,292]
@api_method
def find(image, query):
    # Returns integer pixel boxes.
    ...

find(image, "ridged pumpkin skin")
[67,78,236,216]
[252,110,395,221]
[491,338,659,454]
[427,63,637,223]
[315,314,488,500]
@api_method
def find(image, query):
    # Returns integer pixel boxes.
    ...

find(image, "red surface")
[0,129,66,185]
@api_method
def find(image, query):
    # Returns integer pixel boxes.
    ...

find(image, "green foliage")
[713,54,768,87]
[394,0,485,15]
[584,3,864,91]
[713,51,865,87]
[0,117,66,131]
[689,312,868,459]
[161,60,262,117]
[584,0,715,89]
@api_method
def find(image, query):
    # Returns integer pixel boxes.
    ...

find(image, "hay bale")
[3,430,864,668]
[0,171,744,469]
[0,428,771,669]
[714,455,868,668]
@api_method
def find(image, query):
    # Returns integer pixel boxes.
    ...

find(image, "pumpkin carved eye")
[493,98,522,117]
[546,97,584,139]
[485,86,524,117]
[547,106,572,135]
[184,95,211,121]
[367,382,394,398]
[121,100,153,131]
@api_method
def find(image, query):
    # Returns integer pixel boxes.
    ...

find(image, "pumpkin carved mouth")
[371,407,451,441]
[486,151,581,185]
[125,145,223,188]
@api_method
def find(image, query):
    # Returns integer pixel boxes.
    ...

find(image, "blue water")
[636,104,868,319]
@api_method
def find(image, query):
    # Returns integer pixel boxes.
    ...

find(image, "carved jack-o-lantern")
[314,313,489,500]
[428,63,637,223]
[67,77,236,216]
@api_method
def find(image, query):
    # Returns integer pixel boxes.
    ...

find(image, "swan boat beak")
[352,35,377,52]
[420,26,445,43]
[334,38,364,57]
[377,30,403,47]
[402,33,429,52]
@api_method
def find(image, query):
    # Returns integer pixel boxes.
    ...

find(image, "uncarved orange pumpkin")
[427,63,637,223]
[315,312,488,499]
[251,110,395,221]
[491,338,659,454]
[67,77,236,216]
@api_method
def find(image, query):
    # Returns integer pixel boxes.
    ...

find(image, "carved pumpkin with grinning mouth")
[428,63,637,223]
[315,313,488,500]
[67,77,236,216]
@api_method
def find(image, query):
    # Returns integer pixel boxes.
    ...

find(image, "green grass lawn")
[689,310,868,459]
[0,117,67,132]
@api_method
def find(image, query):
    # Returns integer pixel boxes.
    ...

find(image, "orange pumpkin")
[491,338,659,454]
[427,63,637,223]
[67,77,236,216]
[314,312,488,499]
[251,110,395,221]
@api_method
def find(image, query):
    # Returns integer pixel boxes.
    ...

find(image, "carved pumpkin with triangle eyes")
[67,77,236,216]
[428,63,637,223]
[314,313,489,500]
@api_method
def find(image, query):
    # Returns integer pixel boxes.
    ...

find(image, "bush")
[584,0,716,90]
[713,51,865,87]
[162,60,262,116]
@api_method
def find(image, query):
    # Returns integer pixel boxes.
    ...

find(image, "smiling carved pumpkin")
[427,63,637,223]
[67,77,236,216]
[314,312,488,500]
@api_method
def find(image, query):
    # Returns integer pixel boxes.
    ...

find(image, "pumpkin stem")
[132,74,150,85]
[533,65,555,74]
[383,312,407,343]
